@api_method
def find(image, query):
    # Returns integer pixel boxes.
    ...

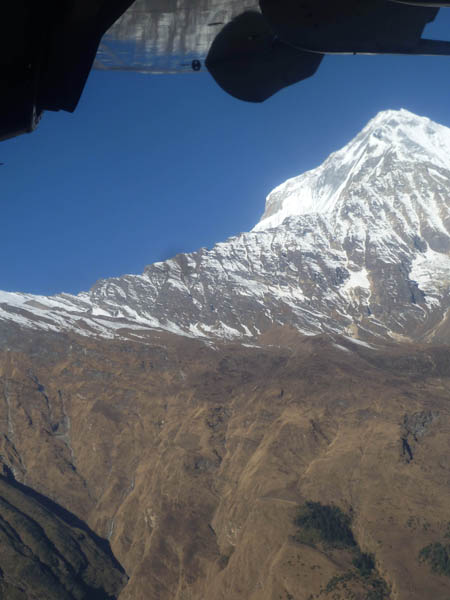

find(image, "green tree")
[294,502,356,548]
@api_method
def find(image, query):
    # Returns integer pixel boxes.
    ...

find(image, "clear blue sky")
[2,11,450,296]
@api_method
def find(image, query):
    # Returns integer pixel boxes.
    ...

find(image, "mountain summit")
[1,109,450,343]
[254,108,450,230]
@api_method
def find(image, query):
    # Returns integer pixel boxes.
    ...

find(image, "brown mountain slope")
[1,327,450,599]
[0,475,127,599]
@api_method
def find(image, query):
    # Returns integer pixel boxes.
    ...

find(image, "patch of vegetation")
[293,502,389,600]
[365,577,390,600]
[325,571,356,593]
[419,542,450,576]
[292,526,322,547]
[294,502,356,548]
[323,570,389,600]
[352,551,375,577]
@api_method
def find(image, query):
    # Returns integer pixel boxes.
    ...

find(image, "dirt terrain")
[1,326,450,599]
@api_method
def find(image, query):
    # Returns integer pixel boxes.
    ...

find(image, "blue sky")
[2,10,450,296]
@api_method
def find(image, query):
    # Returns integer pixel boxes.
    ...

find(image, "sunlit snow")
[2,109,450,344]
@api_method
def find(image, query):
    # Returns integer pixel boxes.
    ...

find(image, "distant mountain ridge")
[1,108,450,344]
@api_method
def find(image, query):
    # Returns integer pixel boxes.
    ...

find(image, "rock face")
[1,109,450,599]
[1,109,450,344]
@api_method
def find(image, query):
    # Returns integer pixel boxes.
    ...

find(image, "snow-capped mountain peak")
[1,109,450,345]
[253,108,450,231]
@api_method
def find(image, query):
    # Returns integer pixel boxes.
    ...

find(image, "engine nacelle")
[389,1,450,6]
[259,0,381,30]
[205,11,323,102]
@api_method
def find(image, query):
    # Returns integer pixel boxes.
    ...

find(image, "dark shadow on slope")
[0,473,125,576]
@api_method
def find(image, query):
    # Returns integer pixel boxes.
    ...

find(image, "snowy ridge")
[1,109,450,344]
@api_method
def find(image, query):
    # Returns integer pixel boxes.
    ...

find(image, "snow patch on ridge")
[410,247,450,306]
[342,268,371,293]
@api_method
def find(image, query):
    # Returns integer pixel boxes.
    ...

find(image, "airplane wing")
[99,0,450,103]
[95,0,260,74]
[259,0,441,54]
[2,0,450,140]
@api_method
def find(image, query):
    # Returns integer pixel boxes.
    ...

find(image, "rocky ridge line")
[1,109,450,344]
